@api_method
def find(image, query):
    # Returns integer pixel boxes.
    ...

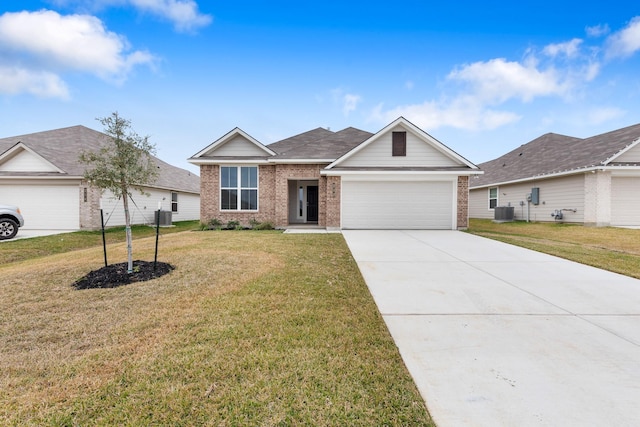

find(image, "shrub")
[200,218,222,231]
[226,220,241,230]
[253,221,274,230]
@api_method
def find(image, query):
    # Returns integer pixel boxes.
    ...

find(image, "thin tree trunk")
[122,192,133,274]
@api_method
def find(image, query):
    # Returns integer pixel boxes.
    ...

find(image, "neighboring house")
[0,125,200,231]
[469,123,640,226]
[188,117,480,230]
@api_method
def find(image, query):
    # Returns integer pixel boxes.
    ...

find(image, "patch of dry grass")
[468,219,640,278]
[0,231,432,426]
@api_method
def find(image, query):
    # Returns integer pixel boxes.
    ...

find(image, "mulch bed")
[73,260,174,290]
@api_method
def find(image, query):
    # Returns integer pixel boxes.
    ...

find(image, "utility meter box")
[531,187,540,205]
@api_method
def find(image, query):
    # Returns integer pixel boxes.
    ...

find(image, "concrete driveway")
[343,230,640,426]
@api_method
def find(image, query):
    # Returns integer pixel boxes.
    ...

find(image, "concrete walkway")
[343,230,640,426]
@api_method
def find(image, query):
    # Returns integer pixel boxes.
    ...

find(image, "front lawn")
[0,230,432,426]
[468,219,640,279]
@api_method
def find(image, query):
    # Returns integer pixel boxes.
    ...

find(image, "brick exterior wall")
[457,175,469,229]
[199,163,470,230]
[200,164,277,227]
[325,175,341,229]
[274,164,326,227]
[79,182,103,230]
[199,163,328,228]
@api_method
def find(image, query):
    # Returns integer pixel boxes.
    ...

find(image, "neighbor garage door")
[611,177,640,226]
[0,183,79,230]
[341,180,454,229]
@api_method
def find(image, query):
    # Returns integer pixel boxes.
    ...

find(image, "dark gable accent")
[392,131,406,156]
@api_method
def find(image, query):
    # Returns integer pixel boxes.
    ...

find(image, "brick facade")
[457,175,469,229]
[200,163,472,230]
[200,163,330,228]
[200,164,278,227]
[79,182,103,230]
[325,175,341,229]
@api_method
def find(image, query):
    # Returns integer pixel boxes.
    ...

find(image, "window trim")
[171,192,178,213]
[488,187,498,210]
[220,165,259,211]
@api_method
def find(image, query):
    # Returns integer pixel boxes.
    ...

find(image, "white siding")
[614,144,640,163]
[342,179,454,229]
[0,180,80,229]
[100,187,200,226]
[0,148,58,172]
[470,174,585,223]
[469,187,495,219]
[211,135,268,156]
[340,125,461,167]
[611,177,640,226]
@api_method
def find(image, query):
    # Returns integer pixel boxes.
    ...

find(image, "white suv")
[0,204,24,240]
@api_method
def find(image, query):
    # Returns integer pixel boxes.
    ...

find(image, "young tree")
[80,112,159,273]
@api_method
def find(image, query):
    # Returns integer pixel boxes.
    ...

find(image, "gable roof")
[471,123,640,188]
[0,125,200,193]
[191,127,275,159]
[189,125,374,164]
[327,116,478,170]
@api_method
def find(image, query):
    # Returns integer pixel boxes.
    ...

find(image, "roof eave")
[469,166,606,189]
[321,168,483,176]
[188,158,271,165]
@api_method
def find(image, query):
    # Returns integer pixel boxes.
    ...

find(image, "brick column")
[457,176,469,229]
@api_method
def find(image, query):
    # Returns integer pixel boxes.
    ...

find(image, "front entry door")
[306,185,318,222]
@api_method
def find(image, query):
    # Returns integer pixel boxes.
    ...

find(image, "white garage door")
[611,177,640,226]
[0,183,79,230]
[342,180,454,229]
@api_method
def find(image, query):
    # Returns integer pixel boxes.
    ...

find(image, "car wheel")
[0,218,18,240]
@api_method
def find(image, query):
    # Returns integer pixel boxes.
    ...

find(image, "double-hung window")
[171,192,178,212]
[488,187,498,209]
[221,166,258,210]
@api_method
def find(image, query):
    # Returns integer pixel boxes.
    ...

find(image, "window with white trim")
[221,166,258,210]
[171,192,178,212]
[488,187,498,209]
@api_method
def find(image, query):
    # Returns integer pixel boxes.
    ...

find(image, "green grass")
[0,220,200,264]
[467,219,640,279]
[0,229,432,426]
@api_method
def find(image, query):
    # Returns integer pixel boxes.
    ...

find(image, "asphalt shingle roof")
[472,123,640,188]
[268,127,373,159]
[0,125,200,193]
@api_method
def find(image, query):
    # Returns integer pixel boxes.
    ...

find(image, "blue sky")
[1,1,640,173]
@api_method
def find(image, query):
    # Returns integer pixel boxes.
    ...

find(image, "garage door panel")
[342,181,453,229]
[612,177,640,226]
[0,184,79,229]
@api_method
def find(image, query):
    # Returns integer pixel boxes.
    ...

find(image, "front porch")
[286,179,319,225]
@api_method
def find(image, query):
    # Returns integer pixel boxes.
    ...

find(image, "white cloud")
[342,93,361,116]
[543,38,583,58]
[370,53,593,131]
[53,0,212,32]
[606,16,640,58]
[0,10,155,97]
[372,97,521,131]
[0,66,69,98]
[128,0,211,32]
[586,106,625,124]
[373,19,637,133]
[331,88,361,116]
[586,24,610,38]
[447,58,571,104]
